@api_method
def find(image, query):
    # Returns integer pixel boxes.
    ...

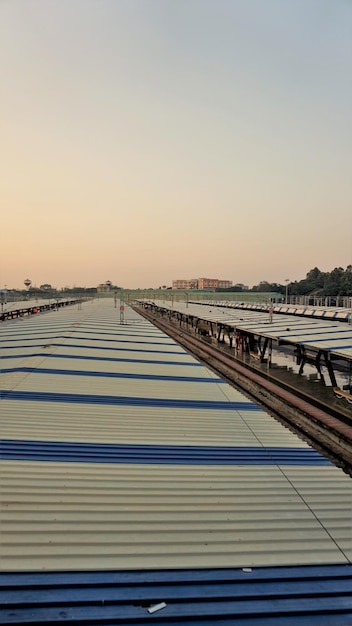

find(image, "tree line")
[288,266,352,296]
[220,265,352,296]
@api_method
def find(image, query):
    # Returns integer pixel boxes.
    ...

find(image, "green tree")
[323,267,345,296]
[340,265,352,296]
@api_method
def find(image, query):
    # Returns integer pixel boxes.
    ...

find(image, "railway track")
[135,305,352,477]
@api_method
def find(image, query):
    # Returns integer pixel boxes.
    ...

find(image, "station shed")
[141,299,352,402]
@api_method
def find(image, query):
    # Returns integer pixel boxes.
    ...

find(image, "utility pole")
[120,289,125,324]
[285,279,290,304]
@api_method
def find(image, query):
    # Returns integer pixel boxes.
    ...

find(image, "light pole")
[1,286,8,314]
[120,289,124,324]
[285,279,290,304]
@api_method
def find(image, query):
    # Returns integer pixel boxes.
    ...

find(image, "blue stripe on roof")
[279,329,352,344]
[278,332,352,340]
[0,336,176,346]
[245,324,341,333]
[324,344,352,351]
[0,343,184,354]
[0,333,61,340]
[0,440,330,465]
[1,328,165,338]
[1,566,351,625]
[0,367,224,384]
[0,390,259,410]
[79,326,161,332]
[61,335,176,345]
[1,563,349,586]
[0,337,57,343]
[277,325,343,334]
[0,353,203,366]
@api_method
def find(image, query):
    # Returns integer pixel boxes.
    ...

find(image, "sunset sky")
[1,0,351,290]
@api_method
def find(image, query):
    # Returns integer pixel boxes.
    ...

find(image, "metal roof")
[2,298,352,623]
[1,299,352,576]
[197,299,352,322]
[1,298,64,313]
[2,565,352,624]
[148,300,352,361]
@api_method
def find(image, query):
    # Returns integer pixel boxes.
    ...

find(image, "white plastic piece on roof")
[148,602,167,614]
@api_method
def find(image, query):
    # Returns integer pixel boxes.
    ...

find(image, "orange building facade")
[172,278,232,290]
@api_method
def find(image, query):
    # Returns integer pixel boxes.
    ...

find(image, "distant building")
[97,281,112,293]
[198,278,232,290]
[172,278,232,290]
[172,279,198,290]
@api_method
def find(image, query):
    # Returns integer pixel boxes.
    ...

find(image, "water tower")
[24,279,32,290]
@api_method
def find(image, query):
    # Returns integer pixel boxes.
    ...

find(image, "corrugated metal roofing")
[1,299,352,577]
[198,299,352,322]
[1,299,50,312]
[2,565,352,625]
[149,300,352,360]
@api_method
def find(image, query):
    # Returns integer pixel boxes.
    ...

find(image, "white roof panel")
[1,298,351,572]
[150,300,352,361]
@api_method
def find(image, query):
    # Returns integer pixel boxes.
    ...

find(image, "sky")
[1,0,351,290]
